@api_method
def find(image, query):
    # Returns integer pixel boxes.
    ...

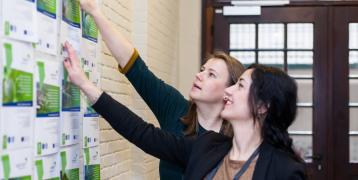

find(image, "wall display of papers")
[0,0,101,179]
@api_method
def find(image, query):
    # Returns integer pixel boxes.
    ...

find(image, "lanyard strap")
[206,145,261,180]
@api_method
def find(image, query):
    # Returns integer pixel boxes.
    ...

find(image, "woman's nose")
[195,72,203,81]
[224,85,234,96]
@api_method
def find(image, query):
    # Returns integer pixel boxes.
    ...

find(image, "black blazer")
[93,93,306,180]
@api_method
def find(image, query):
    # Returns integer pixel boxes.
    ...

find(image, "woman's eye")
[209,73,216,78]
[238,83,244,88]
[200,67,205,72]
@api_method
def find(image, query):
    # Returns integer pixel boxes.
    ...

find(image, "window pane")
[349,23,358,49]
[258,51,284,69]
[350,51,358,76]
[350,79,358,103]
[258,24,284,49]
[350,136,358,163]
[287,51,313,77]
[287,23,314,49]
[230,24,256,49]
[289,108,312,132]
[230,51,255,67]
[350,108,358,131]
[297,79,313,103]
[291,135,313,163]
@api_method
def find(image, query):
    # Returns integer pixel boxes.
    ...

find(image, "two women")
[79,0,244,179]
[64,42,306,179]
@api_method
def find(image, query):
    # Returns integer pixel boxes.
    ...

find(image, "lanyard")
[206,145,261,180]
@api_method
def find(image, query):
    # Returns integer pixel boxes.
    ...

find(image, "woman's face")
[221,69,254,121]
[189,58,230,104]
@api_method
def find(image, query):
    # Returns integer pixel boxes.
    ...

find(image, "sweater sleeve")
[92,92,193,168]
[122,52,189,130]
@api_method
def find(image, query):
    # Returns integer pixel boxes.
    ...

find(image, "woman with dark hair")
[64,42,306,179]
[79,0,245,179]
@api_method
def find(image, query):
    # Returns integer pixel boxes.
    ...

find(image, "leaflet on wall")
[82,10,98,43]
[83,146,100,180]
[36,0,59,55]
[61,64,81,146]
[35,55,61,156]
[34,153,60,180]
[82,117,99,148]
[1,39,34,150]
[60,111,81,146]
[60,144,81,180]
[2,0,38,42]
[82,55,99,148]
[0,148,33,180]
[60,0,81,54]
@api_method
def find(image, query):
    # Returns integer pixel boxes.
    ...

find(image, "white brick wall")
[99,0,182,179]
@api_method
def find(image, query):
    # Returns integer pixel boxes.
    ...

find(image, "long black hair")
[247,64,304,163]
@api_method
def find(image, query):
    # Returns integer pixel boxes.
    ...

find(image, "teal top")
[121,49,207,179]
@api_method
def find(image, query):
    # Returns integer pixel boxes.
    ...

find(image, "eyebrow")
[208,68,218,73]
[239,78,247,84]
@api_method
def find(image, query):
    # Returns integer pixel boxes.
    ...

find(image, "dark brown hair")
[181,51,245,137]
[247,64,304,164]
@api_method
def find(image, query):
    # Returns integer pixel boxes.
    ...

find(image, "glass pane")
[230,51,255,68]
[350,51,358,75]
[287,23,314,49]
[287,51,313,77]
[291,135,313,163]
[230,24,256,49]
[350,108,358,131]
[258,51,284,69]
[289,108,312,132]
[349,23,358,49]
[350,79,358,103]
[296,79,313,103]
[350,136,358,163]
[258,24,284,49]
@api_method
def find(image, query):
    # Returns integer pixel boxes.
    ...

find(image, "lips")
[193,83,202,90]
[223,96,233,105]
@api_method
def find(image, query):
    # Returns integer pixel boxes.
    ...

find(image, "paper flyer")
[2,39,34,107]
[82,117,99,148]
[60,144,81,180]
[81,10,98,43]
[0,148,33,180]
[61,63,81,146]
[60,0,81,54]
[60,111,81,146]
[34,153,60,180]
[83,146,100,180]
[2,0,38,42]
[36,0,59,55]
[35,55,61,156]
[1,39,34,150]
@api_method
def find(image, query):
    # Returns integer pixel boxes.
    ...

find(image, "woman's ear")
[257,102,269,115]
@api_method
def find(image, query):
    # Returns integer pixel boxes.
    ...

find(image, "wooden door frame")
[332,6,358,179]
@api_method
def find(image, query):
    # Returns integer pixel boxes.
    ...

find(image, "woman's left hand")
[63,41,91,89]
